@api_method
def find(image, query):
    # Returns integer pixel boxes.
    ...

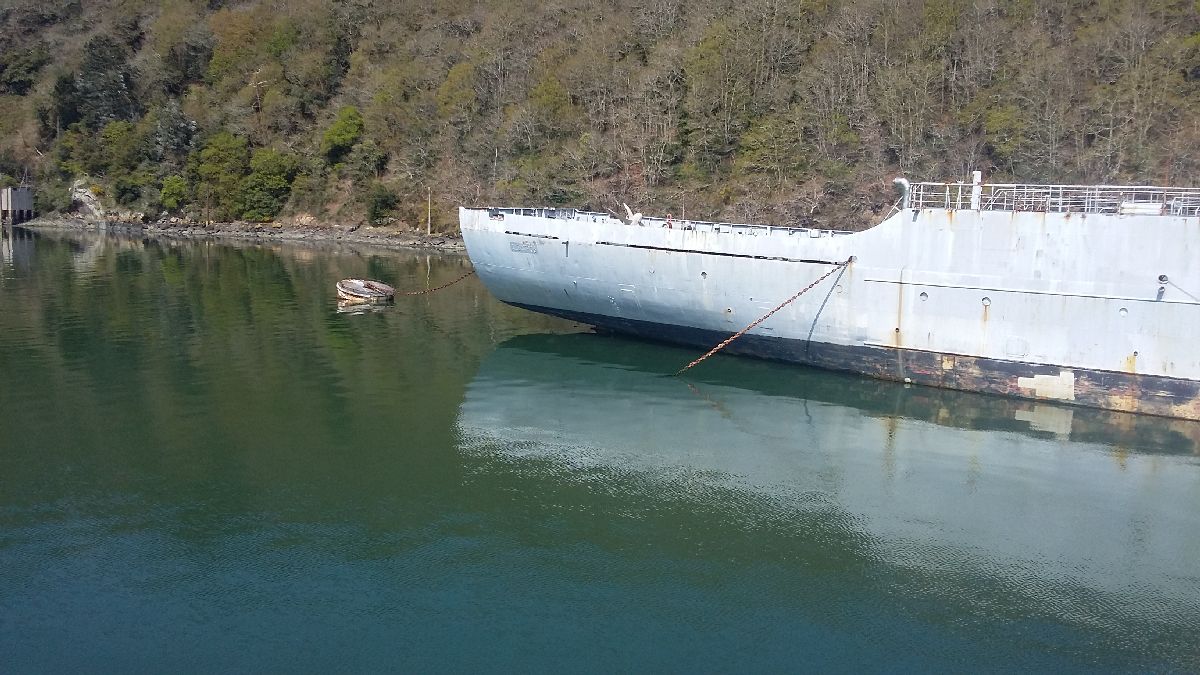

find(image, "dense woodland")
[1,0,1199,231]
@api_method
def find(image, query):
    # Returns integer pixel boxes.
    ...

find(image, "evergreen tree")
[74,36,141,130]
[195,131,248,221]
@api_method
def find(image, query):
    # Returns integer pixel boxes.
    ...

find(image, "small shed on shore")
[1,186,33,224]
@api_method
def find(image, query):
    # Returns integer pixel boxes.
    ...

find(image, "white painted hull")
[459,201,1200,418]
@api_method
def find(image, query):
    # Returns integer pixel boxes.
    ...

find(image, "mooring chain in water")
[400,269,476,295]
[675,257,855,376]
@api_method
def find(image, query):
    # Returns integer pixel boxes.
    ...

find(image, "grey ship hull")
[460,181,1200,419]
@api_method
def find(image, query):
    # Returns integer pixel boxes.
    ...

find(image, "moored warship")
[459,173,1200,419]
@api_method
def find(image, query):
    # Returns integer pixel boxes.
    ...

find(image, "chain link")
[676,258,853,376]
[397,269,476,295]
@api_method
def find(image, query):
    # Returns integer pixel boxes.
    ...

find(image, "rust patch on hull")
[511,302,1200,421]
[794,344,1200,421]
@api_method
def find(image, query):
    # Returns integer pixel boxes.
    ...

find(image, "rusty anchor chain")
[398,269,476,295]
[675,257,855,376]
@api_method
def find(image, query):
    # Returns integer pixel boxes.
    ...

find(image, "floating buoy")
[336,278,396,304]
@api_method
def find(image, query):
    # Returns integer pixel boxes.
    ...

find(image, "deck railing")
[907,181,1200,216]
[483,207,852,237]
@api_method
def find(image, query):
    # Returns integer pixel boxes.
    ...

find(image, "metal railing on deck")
[482,206,853,237]
[908,181,1200,216]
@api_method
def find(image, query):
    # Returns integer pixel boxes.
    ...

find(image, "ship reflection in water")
[458,333,1200,668]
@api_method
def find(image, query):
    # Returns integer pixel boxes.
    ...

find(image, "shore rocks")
[69,180,105,220]
[25,215,467,252]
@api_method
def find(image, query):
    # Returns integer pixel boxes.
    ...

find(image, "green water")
[1,228,1198,671]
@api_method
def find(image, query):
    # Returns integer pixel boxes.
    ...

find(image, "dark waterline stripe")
[506,301,1200,419]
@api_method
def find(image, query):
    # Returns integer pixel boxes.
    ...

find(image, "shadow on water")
[483,332,1200,456]
[457,332,1200,670]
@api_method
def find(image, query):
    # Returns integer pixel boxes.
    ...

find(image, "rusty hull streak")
[855,346,1200,420]
[731,335,1200,421]
[864,370,1200,454]
[501,290,1200,421]
[528,298,1200,421]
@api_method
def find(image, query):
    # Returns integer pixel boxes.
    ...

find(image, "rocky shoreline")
[24,215,466,252]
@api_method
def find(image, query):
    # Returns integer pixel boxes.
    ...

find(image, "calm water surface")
[1,228,1198,671]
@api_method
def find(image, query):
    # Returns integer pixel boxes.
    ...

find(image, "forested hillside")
[1,0,1199,231]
